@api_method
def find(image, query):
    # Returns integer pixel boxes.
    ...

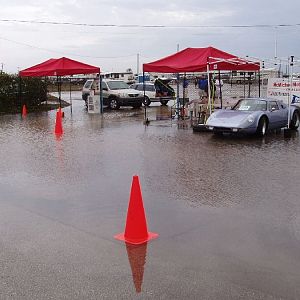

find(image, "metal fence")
[174,72,267,106]
[144,71,269,122]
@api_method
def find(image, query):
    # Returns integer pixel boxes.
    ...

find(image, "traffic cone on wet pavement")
[22,104,27,117]
[54,110,63,135]
[58,107,64,118]
[114,175,158,245]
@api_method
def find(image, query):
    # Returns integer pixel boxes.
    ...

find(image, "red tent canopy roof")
[143,46,260,73]
[20,57,100,77]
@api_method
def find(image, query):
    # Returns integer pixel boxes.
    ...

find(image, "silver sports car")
[206,98,300,136]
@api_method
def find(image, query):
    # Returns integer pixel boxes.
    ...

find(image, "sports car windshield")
[233,99,267,111]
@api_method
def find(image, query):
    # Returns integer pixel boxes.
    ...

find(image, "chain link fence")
[174,72,267,107]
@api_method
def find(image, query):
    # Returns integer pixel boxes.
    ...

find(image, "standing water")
[1,95,300,299]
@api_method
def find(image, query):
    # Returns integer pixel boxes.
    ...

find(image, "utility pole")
[137,53,140,75]
[1,63,3,73]
[274,27,278,66]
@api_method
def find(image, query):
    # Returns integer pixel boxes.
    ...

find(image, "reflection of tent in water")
[154,78,175,97]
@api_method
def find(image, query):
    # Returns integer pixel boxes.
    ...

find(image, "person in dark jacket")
[198,76,208,97]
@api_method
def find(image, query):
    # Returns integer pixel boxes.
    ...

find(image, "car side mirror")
[271,107,276,112]
[102,87,108,91]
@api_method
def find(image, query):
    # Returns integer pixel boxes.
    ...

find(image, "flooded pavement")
[1,93,300,299]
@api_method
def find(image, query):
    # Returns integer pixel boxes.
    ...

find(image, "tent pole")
[143,71,147,122]
[18,72,22,112]
[258,71,261,97]
[60,76,62,108]
[207,60,212,116]
[243,72,246,98]
[183,73,187,118]
[45,76,48,105]
[176,73,180,120]
[100,75,103,114]
[69,77,72,114]
[218,70,223,109]
[57,75,62,108]
[248,73,251,97]
[287,55,294,129]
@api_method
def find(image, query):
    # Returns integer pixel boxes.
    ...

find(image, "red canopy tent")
[19,57,100,77]
[143,46,260,73]
[19,57,100,110]
[143,47,260,119]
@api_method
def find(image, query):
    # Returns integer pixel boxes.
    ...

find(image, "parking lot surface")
[1,95,300,299]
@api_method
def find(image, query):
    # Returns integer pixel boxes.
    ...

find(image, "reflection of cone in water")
[126,242,147,293]
[54,110,63,135]
[22,104,27,117]
[114,175,158,245]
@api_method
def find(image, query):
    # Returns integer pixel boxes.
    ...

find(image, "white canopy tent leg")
[207,61,212,116]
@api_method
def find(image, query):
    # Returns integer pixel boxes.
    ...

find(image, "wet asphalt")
[0,93,300,299]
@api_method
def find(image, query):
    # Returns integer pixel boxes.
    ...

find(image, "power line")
[0,36,137,59]
[1,19,300,29]
[2,36,299,69]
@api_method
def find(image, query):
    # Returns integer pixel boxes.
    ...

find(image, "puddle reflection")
[125,242,147,293]
[155,106,171,121]
[54,135,66,174]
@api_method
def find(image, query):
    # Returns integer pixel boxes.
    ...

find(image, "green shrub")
[0,73,47,113]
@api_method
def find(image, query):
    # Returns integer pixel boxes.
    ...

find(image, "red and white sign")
[267,78,300,104]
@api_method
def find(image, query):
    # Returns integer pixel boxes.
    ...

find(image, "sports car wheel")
[109,98,120,110]
[290,111,300,130]
[256,117,268,137]
[143,96,151,106]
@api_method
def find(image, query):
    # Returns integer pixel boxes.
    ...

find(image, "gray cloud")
[0,0,299,73]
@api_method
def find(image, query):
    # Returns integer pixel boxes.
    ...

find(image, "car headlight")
[247,116,254,123]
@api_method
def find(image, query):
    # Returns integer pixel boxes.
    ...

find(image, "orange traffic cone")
[114,175,158,245]
[22,104,27,117]
[54,110,63,135]
[126,242,147,293]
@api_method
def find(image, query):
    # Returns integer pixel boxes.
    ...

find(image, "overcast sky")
[0,0,299,74]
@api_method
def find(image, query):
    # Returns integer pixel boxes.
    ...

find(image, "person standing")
[183,77,189,99]
[198,76,208,97]
[194,77,198,88]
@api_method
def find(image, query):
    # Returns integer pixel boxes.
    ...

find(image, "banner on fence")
[267,78,300,104]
